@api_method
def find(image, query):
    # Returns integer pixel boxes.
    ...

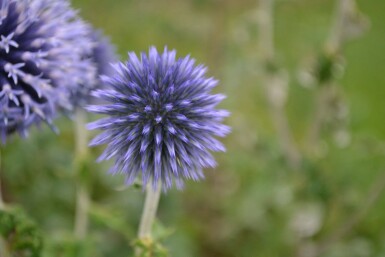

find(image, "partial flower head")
[0,0,96,141]
[91,30,116,79]
[70,29,117,107]
[88,47,230,190]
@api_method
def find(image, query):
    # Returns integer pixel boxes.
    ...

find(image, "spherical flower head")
[87,47,230,190]
[0,0,96,142]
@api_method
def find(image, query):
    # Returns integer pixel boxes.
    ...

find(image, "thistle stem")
[74,109,90,239]
[138,182,162,239]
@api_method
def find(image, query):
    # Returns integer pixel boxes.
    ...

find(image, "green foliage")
[44,234,93,257]
[89,203,134,240]
[0,207,43,257]
[132,221,173,257]
[132,238,169,257]
[315,52,339,84]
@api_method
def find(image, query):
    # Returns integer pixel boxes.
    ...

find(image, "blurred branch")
[307,171,385,257]
[258,0,301,169]
[307,0,369,152]
[326,0,368,55]
[326,0,352,54]
[74,109,90,240]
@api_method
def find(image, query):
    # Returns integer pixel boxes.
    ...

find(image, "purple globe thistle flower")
[0,0,96,141]
[87,47,230,190]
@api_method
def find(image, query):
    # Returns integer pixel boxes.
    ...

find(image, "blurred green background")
[2,0,385,256]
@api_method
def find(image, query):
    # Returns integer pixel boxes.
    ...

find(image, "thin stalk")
[138,182,162,239]
[258,0,301,169]
[74,109,90,239]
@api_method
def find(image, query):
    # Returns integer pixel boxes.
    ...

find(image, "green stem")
[74,109,90,239]
[138,182,162,239]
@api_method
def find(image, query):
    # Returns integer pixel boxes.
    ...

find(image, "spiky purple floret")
[87,47,230,190]
[91,30,116,78]
[71,29,117,107]
[0,0,96,141]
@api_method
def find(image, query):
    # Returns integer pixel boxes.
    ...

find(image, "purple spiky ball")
[87,47,230,190]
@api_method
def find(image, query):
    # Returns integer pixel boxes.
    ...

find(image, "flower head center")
[143,102,173,124]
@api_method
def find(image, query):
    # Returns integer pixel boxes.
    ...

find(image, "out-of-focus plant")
[299,0,369,154]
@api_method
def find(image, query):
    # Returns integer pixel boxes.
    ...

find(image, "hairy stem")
[258,0,301,169]
[74,109,90,239]
[138,182,162,239]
